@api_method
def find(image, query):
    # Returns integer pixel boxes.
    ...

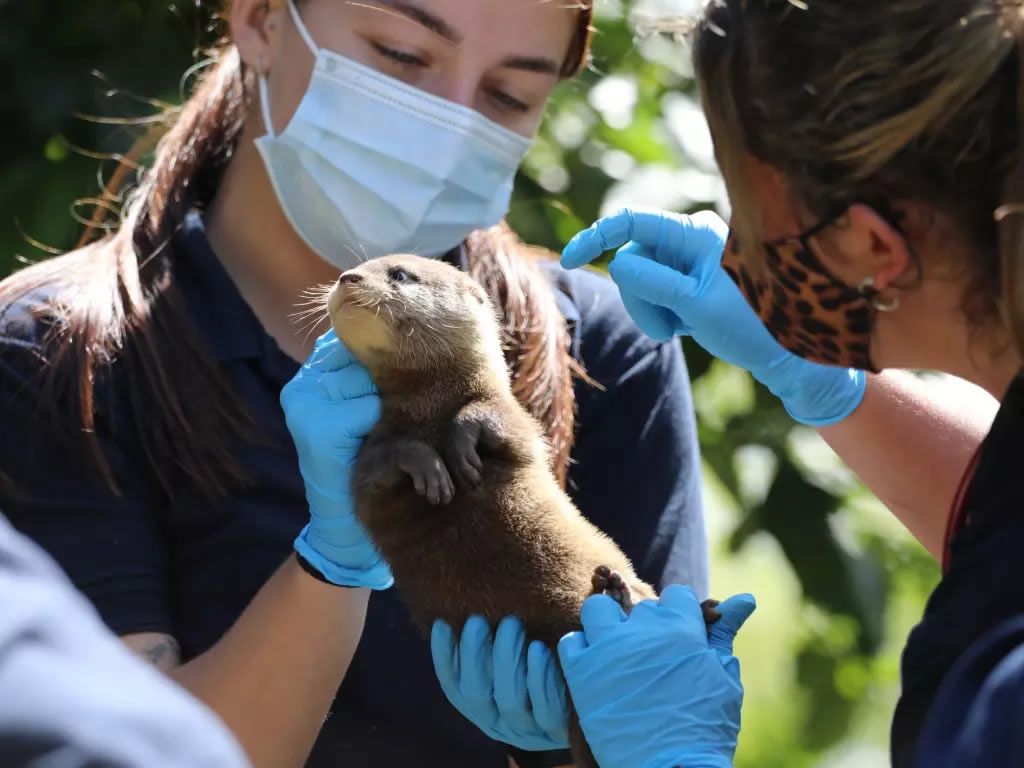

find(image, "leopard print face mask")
[720,226,881,373]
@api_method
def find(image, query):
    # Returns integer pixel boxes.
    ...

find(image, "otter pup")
[327,254,717,766]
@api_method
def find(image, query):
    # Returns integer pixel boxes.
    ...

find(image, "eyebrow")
[362,0,462,45]
[355,1,562,75]
[500,56,560,76]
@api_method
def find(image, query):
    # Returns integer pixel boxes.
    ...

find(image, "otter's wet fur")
[327,254,656,767]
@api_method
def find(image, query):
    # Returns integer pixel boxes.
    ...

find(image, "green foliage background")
[0,0,937,764]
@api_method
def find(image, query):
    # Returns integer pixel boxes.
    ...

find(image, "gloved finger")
[556,629,587,668]
[579,594,627,645]
[609,251,702,313]
[614,242,684,341]
[492,616,538,738]
[318,364,378,401]
[457,616,499,710]
[526,639,569,743]
[326,396,381,439]
[313,327,338,351]
[431,617,500,733]
[430,620,463,702]
[560,208,669,269]
[307,333,357,372]
[652,584,713,646]
[707,593,757,659]
[657,583,702,613]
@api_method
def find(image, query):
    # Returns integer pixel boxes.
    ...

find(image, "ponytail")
[465,225,582,487]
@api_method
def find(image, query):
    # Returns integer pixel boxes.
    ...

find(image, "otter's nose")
[338,272,363,286]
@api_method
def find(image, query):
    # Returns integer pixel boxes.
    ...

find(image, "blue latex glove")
[561,207,865,426]
[280,329,393,589]
[557,587,757,768]
[430,616,569,751]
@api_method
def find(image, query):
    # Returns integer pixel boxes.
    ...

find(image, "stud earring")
[858,277,900,312]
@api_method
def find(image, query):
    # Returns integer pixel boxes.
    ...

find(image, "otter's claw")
[447,421,485,490]
[592,565,634,614]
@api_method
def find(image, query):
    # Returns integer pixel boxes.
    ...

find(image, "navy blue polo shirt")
[0,211,706,767]
[915,616,1024,766]
[892,372,1024,767]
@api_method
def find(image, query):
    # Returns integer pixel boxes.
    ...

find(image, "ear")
[836,203,911,290]
[230,0,286,73]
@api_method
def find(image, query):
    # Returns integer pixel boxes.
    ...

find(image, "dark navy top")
[915,616,1024,767]
[0,211,706,767]
[892,373,1024,768]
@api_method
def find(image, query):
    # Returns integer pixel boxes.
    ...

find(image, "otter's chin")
[328,306,396,371]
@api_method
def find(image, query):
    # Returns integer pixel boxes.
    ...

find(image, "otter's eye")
[388,267,418,284]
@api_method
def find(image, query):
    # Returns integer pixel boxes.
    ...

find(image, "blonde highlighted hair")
[693,0,1024,354]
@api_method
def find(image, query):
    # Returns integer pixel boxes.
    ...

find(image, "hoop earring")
[858,277,900,312]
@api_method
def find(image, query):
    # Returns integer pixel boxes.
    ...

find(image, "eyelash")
[372,42,427,67]
[371,42,531,114]
[487,89,529,113]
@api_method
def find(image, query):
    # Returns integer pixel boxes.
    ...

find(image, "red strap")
[943,445,983,572]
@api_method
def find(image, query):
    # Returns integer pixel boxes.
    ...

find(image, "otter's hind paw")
[701,599,722,632]
[591,565,634,614]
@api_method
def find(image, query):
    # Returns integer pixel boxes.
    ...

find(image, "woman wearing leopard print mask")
[559,0,1024,764]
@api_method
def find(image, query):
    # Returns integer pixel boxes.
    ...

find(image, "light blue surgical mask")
[255,0,534,268]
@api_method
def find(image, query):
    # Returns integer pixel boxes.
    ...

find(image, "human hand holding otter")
[561,208,865,427]
[281,330,393,589]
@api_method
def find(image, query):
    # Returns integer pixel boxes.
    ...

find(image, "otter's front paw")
[446,422,484,490]
[396,442,455,506]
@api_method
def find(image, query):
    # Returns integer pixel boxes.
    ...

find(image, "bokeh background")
[0,0,940,765]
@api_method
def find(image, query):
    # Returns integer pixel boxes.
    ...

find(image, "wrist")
[294,527,394,590]
[759,356,866,427]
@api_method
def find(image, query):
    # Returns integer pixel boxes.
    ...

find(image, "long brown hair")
[693,0,1024,356]
[0,1,594,500]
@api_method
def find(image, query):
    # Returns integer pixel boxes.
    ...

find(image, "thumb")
[707,593,757,659]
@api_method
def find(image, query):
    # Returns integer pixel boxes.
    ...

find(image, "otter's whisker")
[301,314,331,346]
[289,309,329,326]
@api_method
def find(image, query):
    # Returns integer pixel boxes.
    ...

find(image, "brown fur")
[328,254,718,766]
[328,255,656,766]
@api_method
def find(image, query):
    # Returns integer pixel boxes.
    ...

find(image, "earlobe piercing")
[858,276,901,312]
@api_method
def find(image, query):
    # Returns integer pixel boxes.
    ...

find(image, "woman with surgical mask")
[0,1,707,766]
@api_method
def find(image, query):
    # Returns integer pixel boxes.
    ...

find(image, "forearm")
[172,556,369,768]
[818,370,996,558]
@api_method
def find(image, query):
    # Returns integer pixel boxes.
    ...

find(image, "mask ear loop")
[258,0,319,140]
[284,0,319,57]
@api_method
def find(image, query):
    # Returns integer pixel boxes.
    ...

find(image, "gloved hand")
[561,208,865,426]
[281,329,393,589]
[557,587,757,768]
[430,615,569,751]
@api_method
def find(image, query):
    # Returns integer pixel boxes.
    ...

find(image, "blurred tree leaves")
[0,0,936,762]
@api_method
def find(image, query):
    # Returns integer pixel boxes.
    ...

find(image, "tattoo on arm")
[142,637,180,667]
[121,632,181,672]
